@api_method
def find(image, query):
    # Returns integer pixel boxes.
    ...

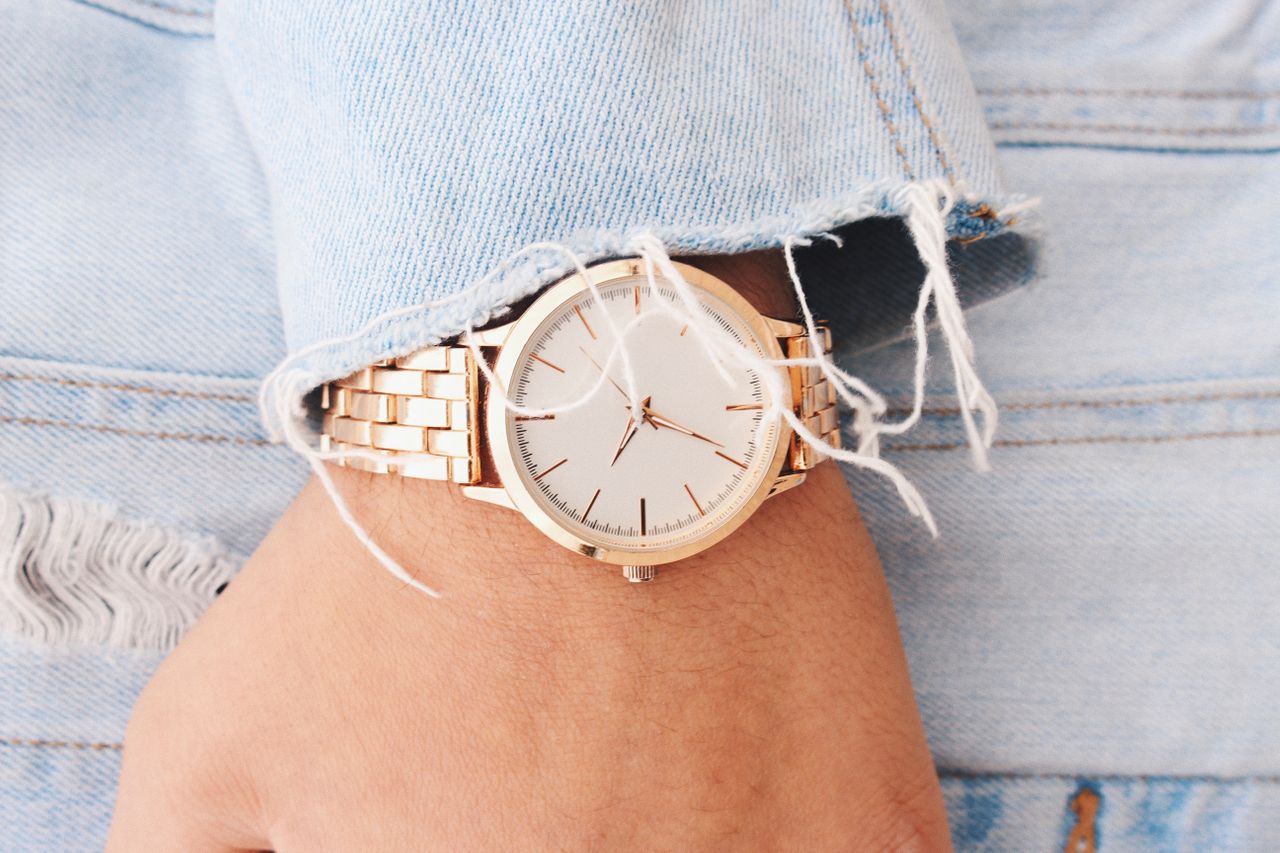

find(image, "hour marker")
[534,457,568,481]
[684,484,704,516]
[515,414,556,421]
[581,488,601,524]
[573,305,597,340]
[529,352,565,373]
[714,450,748,469]
[679,324,689,337]
[640,497,647,535]
[725,403,763,411]
[633,285,641,314]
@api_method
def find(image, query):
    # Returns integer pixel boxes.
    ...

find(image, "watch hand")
[610,421,638,467]
[578,345,633,404]
[642,406,725,448]
[610,396,651,466]
[580,346,657,428]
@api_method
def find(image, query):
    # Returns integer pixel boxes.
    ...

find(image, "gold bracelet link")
[785,326,842,471]
[319,345,481,484]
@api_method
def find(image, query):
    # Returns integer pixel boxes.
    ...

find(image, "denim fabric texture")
[1,0,1277,850]
[214,0,1027,415]
[0,0,310,654]
[846,1,1280,847]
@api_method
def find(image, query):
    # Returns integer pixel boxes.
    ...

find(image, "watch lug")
[460,485,517,510]
[767,472,806,498]
[465,321,515,348]
[764,315,805,338]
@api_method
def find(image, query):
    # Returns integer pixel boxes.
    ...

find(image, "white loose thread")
[259,181,1004,595]
[628,233,940,534]
[896,182,997,470]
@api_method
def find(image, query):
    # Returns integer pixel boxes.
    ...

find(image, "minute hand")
[642,407,725,448]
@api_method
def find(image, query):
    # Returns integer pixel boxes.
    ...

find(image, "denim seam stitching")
[0,736,122,751]
[977,87,1280,101]
[886,428,1280,452]
[842,0,916,180]
[876,0,958,184]
[0,373,256,404]
[989,121,1279,136]
[939,768,1280,784]
[891,388,1280,417]
[11,736,1280,786]
[80,0,211,19]
[0,415,269,446]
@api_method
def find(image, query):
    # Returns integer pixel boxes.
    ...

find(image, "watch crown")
[623,565,657,583]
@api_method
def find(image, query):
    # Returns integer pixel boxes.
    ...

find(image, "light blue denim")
[213,0,1027,411]
[1,0,1277,850]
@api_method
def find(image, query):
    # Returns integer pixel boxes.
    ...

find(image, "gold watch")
[319,259,840,581]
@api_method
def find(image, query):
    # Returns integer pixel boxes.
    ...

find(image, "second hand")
[579,345,654,427]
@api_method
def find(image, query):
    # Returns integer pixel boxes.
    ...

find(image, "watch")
[319,258,841,582]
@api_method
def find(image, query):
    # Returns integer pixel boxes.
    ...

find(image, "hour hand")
[610,420,638,467]
[610,396,651,466]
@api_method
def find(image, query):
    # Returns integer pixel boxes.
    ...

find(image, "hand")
[108,252,951,851]
[108,462,950,851]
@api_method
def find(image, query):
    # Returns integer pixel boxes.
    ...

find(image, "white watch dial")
[504,274,781,555]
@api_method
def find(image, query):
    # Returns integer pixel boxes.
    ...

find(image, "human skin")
[107,254,952,851]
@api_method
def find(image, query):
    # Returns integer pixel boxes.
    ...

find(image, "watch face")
[494,263,784,561]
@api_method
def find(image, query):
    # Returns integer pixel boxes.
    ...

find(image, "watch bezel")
[485,258,793,567]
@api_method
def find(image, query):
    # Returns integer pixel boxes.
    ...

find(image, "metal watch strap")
[786,326,842,471]
[320,345,482,484]
[319,327,840,482]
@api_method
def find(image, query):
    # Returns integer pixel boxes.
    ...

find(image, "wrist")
[317,454,870,607]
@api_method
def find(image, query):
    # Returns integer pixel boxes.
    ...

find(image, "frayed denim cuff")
[212,0,1041,436]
